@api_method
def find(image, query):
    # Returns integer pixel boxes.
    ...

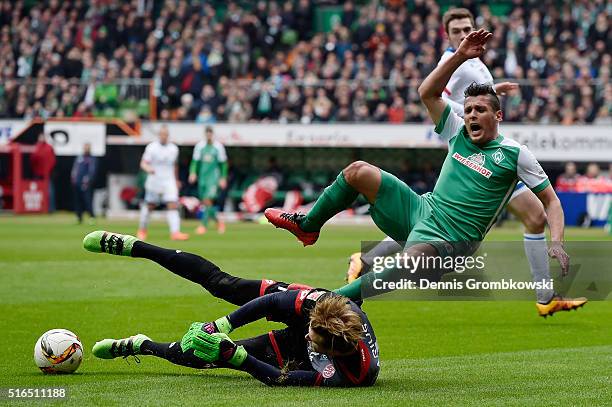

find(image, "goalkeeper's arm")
[226,290,302,328]
[240,355,326,386]
[182,331,333,387]
[193,291,302,338]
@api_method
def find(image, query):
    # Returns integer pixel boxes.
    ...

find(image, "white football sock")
[139,204,150,230]
[167,209,180,234]
[524,232,554,303]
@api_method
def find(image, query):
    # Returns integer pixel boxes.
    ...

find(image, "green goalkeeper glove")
[180,329,247,367]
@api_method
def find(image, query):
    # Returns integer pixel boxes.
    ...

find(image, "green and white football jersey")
[190,140,227,184]
[429,105,550,241]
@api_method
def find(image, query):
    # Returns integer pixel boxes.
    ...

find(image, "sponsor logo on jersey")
[468,152,485,166]
[453,152,492,178]
[322,364,336,378]
[492,149,505,164]
[306,291,325,301]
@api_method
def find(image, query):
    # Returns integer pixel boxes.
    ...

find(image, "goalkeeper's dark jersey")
[226,287,380,387]
[301,290,380,387]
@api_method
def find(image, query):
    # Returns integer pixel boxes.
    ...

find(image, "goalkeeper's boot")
[536,295,588,318]
[263,208,319,246]
[347,252,364,283]
[92,334,151,359]
[83,231,138,256]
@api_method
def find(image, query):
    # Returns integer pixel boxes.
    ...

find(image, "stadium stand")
[0,0,609,124]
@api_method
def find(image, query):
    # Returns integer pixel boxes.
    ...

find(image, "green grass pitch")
[0,215,611,406]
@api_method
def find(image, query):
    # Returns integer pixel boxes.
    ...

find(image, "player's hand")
[180,322,221,360]
[548,242,570,276]
[456,29,493,60]
[217,335,247,367]
[180,328,246,367]
[494,82,519,96]
[219,178,227,189]
[188,173,197,184]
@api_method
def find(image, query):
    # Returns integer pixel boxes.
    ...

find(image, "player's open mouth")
[469,123,482,132]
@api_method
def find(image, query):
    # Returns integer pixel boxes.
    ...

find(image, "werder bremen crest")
[467,152,485,166]
[492,148,505,164]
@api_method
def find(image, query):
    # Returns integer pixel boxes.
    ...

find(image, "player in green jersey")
[266,30,576,304]
[189,126,228,234]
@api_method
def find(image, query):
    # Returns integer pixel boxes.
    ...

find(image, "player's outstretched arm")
[182,330,342,387]
[240,354,329,386]
[536,185,570,275]
[219,290,300,330]
[418,29,493,125]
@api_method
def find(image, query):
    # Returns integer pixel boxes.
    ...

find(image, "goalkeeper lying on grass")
[83,231,379,387]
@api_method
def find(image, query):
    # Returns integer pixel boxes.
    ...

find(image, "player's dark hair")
[205,125,213,133]
[442,7,475,34]
[309,295,363,354]
[464,82,501,111]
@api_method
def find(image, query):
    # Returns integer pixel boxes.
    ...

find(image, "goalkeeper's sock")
[333,278,363,301]
[140,340,212,369]
[524,233,554,303]
[300,172,358,232]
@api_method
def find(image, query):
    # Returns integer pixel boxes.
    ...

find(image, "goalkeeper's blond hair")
[309,295,363,353]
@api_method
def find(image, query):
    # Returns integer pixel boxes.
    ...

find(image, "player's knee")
[523,209,547,233]
[343,161,376,186]
[205,273,233,298]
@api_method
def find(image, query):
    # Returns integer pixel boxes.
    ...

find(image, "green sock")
[300,172,358,232]
[333,278,363,301]
[207,206,217,222]
[335,265,403,301]
[200,206,209,227]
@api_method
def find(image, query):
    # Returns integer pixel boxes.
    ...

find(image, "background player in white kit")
[137,125,189,241]
[348,8,586,317]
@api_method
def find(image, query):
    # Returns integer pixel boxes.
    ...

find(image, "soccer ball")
[34,329,83,374]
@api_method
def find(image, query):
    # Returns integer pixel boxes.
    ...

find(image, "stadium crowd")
[0,0,609,124]
[555,162,612,193]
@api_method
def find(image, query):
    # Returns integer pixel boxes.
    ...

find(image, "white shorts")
[509,181,529,202]
[144,180,178,204]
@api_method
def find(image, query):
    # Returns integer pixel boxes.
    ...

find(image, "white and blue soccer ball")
[34,329,83,374]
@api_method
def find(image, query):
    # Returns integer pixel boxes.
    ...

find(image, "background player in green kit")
[189,126,228,235]
[266,30,576,303]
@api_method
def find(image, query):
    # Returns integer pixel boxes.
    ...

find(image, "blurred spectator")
[30,132,56,212]
[576,163,609,193]
[555,162,579,192]
[0,0,608,124]
[71,143,97,224]
[226,26,250,78]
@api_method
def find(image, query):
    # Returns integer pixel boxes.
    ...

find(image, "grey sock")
[524,233,554,303]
